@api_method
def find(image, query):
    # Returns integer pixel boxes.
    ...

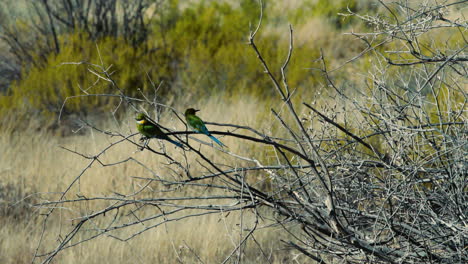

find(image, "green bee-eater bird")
[184,108,226,147]
[135,113,183,148]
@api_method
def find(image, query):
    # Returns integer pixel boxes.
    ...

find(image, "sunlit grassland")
[0,96,316,263]
[1,0,466,262]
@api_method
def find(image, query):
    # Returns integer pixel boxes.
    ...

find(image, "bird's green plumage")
[135,113,183,147]
[186,114,206,133]
[184,108,226,147]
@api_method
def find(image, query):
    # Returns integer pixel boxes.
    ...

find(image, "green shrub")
[1,0,369,123]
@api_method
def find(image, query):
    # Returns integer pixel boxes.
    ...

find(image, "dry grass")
[0,96,310,263]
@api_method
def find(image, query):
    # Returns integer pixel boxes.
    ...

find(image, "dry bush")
[14,1,468,263]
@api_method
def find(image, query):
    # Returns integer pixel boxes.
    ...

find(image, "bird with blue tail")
[135,112,184,148]
[184,108,227,148]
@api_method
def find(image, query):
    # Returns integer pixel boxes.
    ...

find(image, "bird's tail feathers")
[209,135,227,148]
[168,139,184,148]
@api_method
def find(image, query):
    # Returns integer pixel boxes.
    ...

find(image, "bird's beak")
[195,109,200,112]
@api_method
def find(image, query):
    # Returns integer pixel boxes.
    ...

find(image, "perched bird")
[135,112,183,148]
[184,108,226,147]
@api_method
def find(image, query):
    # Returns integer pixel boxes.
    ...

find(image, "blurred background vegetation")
[0,0,381,129]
